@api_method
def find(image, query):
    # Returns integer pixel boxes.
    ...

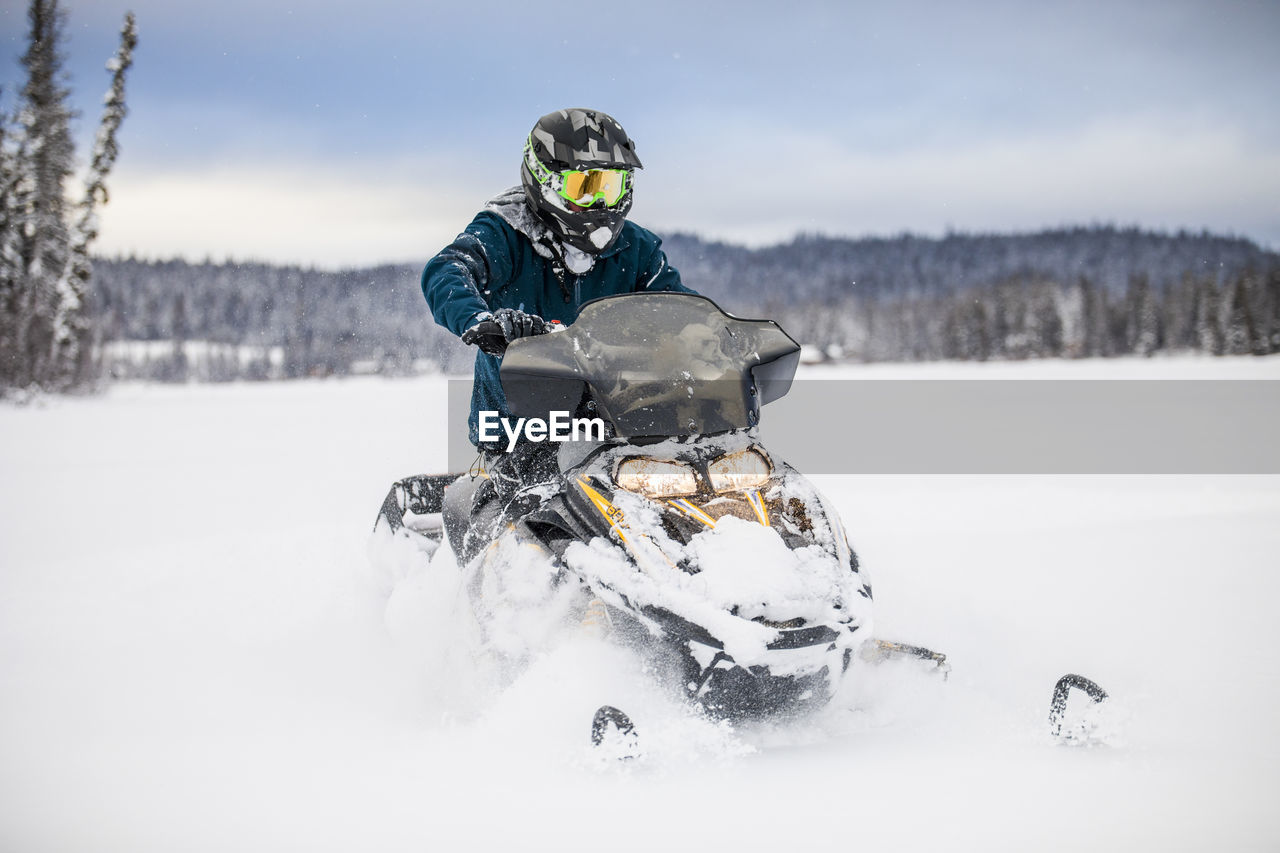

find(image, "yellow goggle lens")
[561,169,627,206]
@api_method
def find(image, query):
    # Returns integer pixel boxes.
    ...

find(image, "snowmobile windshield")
[500,292,801,438]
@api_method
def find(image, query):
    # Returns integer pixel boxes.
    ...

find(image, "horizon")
[3,0,1278,267]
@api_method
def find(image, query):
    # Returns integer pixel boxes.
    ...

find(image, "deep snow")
[2,355,1279,851]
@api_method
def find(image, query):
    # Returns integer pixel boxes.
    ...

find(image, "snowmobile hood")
[500,292,800,438]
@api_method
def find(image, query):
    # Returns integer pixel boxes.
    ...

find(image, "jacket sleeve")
[421,213,516,337]
[635,232,696,295]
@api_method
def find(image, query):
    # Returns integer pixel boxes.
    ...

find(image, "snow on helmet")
[521,108,643,255]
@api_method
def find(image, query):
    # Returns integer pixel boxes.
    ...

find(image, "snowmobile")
[375,292,951,731]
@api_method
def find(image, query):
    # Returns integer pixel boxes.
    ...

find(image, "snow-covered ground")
[2,355,1279,851]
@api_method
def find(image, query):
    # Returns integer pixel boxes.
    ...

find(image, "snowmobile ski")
[591,705,639,757]
[374,473,458,539]
[863,638,950,678]
[1048,673,1109,742]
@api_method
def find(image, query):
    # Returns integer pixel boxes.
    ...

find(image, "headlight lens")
[615,458,698,497]
[708,448,772,492]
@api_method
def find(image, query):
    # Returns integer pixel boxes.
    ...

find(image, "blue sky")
[2,0,1278,267]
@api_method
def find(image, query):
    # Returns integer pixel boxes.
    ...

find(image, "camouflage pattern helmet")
[521,108,642,256]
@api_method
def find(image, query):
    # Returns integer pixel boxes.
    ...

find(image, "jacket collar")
[486,187,628,269]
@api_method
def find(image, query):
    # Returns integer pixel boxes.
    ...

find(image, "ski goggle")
[525,140,630,208]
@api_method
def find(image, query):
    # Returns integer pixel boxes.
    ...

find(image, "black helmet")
[521,108,643,255]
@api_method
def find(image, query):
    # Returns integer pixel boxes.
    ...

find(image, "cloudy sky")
[2,0,1277,268]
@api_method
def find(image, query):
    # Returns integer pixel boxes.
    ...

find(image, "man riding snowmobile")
[421,108,696,502]
[397,110,1097,740]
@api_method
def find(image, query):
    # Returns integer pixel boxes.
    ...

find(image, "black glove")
[493,308,548,341]
[461,309,549,356]
[461,317,507,355]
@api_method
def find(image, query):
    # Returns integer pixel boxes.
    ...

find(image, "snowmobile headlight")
[708,448,772,492]
[614,458,698,498]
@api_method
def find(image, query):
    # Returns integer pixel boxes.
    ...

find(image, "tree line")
[93,258,473,382]
[676,226,1280,362]
[86,225,1279,383]
[769,267,1280,363]
[2,0,1277,392]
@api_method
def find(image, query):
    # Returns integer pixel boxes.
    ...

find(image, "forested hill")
[664,226,1274,306]
[92,225,1280,380]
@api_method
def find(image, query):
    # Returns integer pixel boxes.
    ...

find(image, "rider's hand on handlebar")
[493,308,549,341]
[460,318,507,355]
[461,308,551,356]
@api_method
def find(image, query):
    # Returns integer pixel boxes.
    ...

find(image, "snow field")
[2,355,1279,851]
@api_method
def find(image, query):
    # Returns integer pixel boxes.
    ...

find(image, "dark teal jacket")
[422,210,692,447]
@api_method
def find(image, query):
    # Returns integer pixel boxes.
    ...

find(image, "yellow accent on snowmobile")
[744,489,770,526]
[666,498,718,528]
[577,477,629,544]
[578,477,682,574]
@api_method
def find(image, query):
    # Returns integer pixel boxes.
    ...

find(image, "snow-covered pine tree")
[1076,276,1106,358]
[1265,269,1280,354]
[0,93,19,378]
[1193,276,1224,355]
[53,11,136,389]
[0,1,135,393]
[1223,274,1261,356]
[1126,274,1161,357]
[10,0,77,389]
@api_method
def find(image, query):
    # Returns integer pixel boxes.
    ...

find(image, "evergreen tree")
[53,11,136,388]
[1193,276,1225,355]
[1075,276,1098,357]
[0,1,135,393]
[1223,274,1260,356]
[1265,269,1280,354]
[1126,275,1161,356]
[1,0,76,388]
[0,92,19,370]
[1029,281,1064,358]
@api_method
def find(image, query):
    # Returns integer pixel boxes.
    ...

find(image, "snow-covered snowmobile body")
[377,293,875,718]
